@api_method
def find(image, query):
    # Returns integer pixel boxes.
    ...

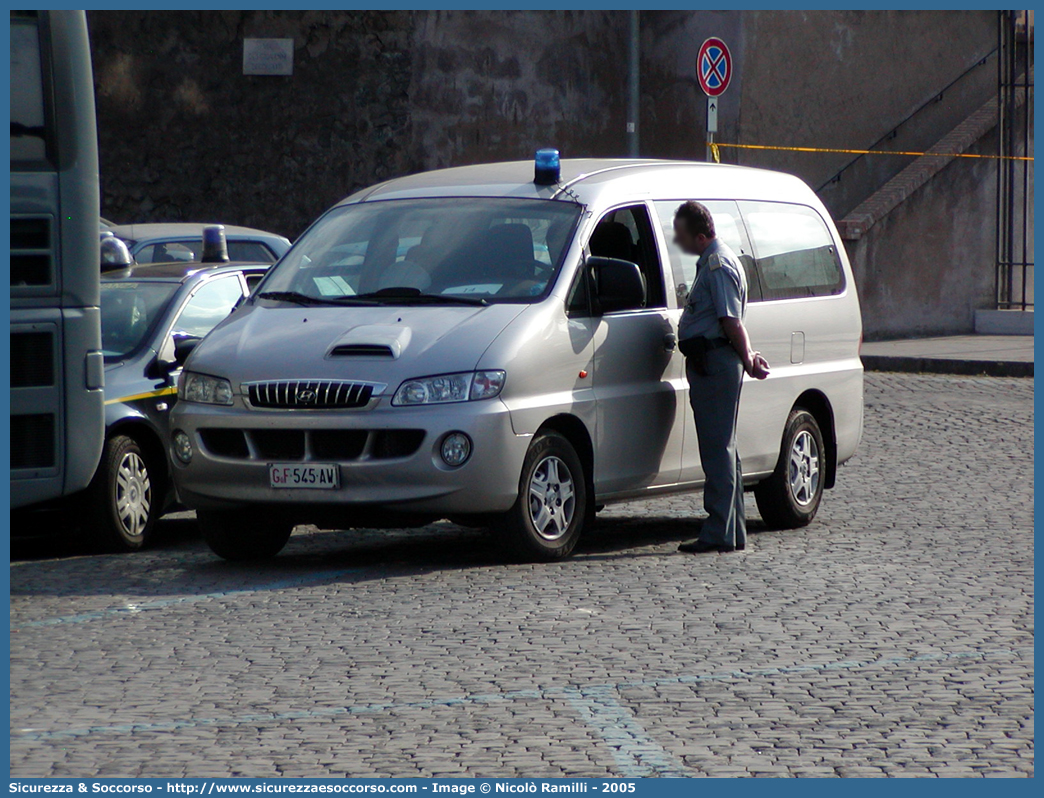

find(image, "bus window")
[10,16,51,165]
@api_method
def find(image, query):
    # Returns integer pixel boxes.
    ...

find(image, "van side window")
[739,202,845,300]
[588,205,666,309]
[653,200,760,305]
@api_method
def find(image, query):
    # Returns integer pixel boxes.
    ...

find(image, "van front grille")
[245,380,378,410]
[251,429,306,460]
[372,429,426,459]
[11,413,55,469]
[11,332,54,387]
[196,428,249,459]
[311,430,369,460]
[198,428,424,462]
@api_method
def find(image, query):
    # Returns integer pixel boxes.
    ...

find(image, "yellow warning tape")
[708,141,1034,165]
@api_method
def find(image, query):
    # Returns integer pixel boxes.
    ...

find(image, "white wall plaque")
[243,38,294,76]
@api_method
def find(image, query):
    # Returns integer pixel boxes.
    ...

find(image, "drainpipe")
[627,11,640,158]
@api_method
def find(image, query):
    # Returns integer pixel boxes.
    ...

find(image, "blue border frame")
[4,4,1036,791]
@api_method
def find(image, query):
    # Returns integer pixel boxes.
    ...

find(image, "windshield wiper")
[355,288,488,307]
[257,291,378,306]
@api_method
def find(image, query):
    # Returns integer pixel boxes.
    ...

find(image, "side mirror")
[589,256,646,314]
[173,335,202,366]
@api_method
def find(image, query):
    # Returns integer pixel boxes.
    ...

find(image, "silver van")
[169,156,863,561]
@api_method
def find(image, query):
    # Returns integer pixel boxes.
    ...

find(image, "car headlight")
[392,370,506,406]
[178,371,234,406]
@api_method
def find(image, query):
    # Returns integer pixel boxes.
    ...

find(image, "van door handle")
[663,333,677,352]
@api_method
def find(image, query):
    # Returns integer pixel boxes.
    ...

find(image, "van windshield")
[259,198,582,304]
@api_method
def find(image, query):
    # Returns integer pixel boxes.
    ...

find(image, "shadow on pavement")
[10,510,774,600]
[9,511,202,562]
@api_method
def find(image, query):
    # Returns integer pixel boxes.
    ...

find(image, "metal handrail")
[816,46,999,192]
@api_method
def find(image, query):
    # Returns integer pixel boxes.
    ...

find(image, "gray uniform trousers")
[686,346,747,549]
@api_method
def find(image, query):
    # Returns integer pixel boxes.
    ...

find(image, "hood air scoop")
[331,343,395,358]
[326,324,411,360]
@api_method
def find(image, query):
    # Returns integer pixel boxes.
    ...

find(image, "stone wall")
[89,10,417,239]
[88,10,1024,338]
[88,10,629,239]
[89,10,1000,240]
[409,11,628,172]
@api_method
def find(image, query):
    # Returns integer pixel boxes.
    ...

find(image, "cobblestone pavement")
[10,373,1033,778]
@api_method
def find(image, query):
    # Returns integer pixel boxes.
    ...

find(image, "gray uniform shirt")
[677,237,747,341]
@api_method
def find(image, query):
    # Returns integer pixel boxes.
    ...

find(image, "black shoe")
[678,539,725,553]
[678,539,745,554]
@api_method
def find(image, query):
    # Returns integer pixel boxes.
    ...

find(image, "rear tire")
[498,431,588,561]
[198,509,293,561]
[86,435,160,552]
[754,409,826,529]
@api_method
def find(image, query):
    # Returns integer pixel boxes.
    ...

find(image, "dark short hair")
[674,201,716,238]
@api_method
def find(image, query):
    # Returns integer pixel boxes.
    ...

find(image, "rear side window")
[227,241,276,263]
[135,239,277,264]
[740,202,845,300]
[653,200,759,304]
[134,242,195,264]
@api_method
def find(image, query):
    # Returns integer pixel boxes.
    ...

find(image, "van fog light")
[440,432,472,467]
[173,430,193,464]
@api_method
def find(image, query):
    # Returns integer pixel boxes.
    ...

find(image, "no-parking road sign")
[697,37,732,97]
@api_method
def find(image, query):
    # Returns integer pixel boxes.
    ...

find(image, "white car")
[170,154,864,562]
[104,222,291,264]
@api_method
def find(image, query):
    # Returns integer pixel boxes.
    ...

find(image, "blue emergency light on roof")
[534,148,560,186]
[201,224,229,263]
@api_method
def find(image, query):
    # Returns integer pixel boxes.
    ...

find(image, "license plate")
[269,463,339,489]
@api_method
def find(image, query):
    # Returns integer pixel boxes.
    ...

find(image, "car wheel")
[198,509,293,561]
[87,435,160,552]
[498,430,588,561]
[754,409,826,529]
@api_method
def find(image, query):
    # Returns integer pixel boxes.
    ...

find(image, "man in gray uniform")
[673,201,769,554]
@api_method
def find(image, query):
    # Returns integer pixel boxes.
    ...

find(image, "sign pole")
[696,36,731,163]
[706,96,718,162]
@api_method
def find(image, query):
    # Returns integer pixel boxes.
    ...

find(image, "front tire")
[198,509,293,561]
[754,409,826,529]
[87,435,160,552]
[498,431,588,561]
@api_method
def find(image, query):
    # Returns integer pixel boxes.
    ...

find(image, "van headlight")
[178,371,234,405]
[392,370,506,406]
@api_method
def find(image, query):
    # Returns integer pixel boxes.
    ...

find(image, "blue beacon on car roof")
[534,148,560,185]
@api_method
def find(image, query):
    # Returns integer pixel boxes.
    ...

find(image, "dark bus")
[10,10,104,508]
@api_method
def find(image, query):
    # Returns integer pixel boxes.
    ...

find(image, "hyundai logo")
[296,388,317,404]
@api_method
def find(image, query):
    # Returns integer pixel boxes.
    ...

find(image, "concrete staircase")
[835,87,1032,338]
